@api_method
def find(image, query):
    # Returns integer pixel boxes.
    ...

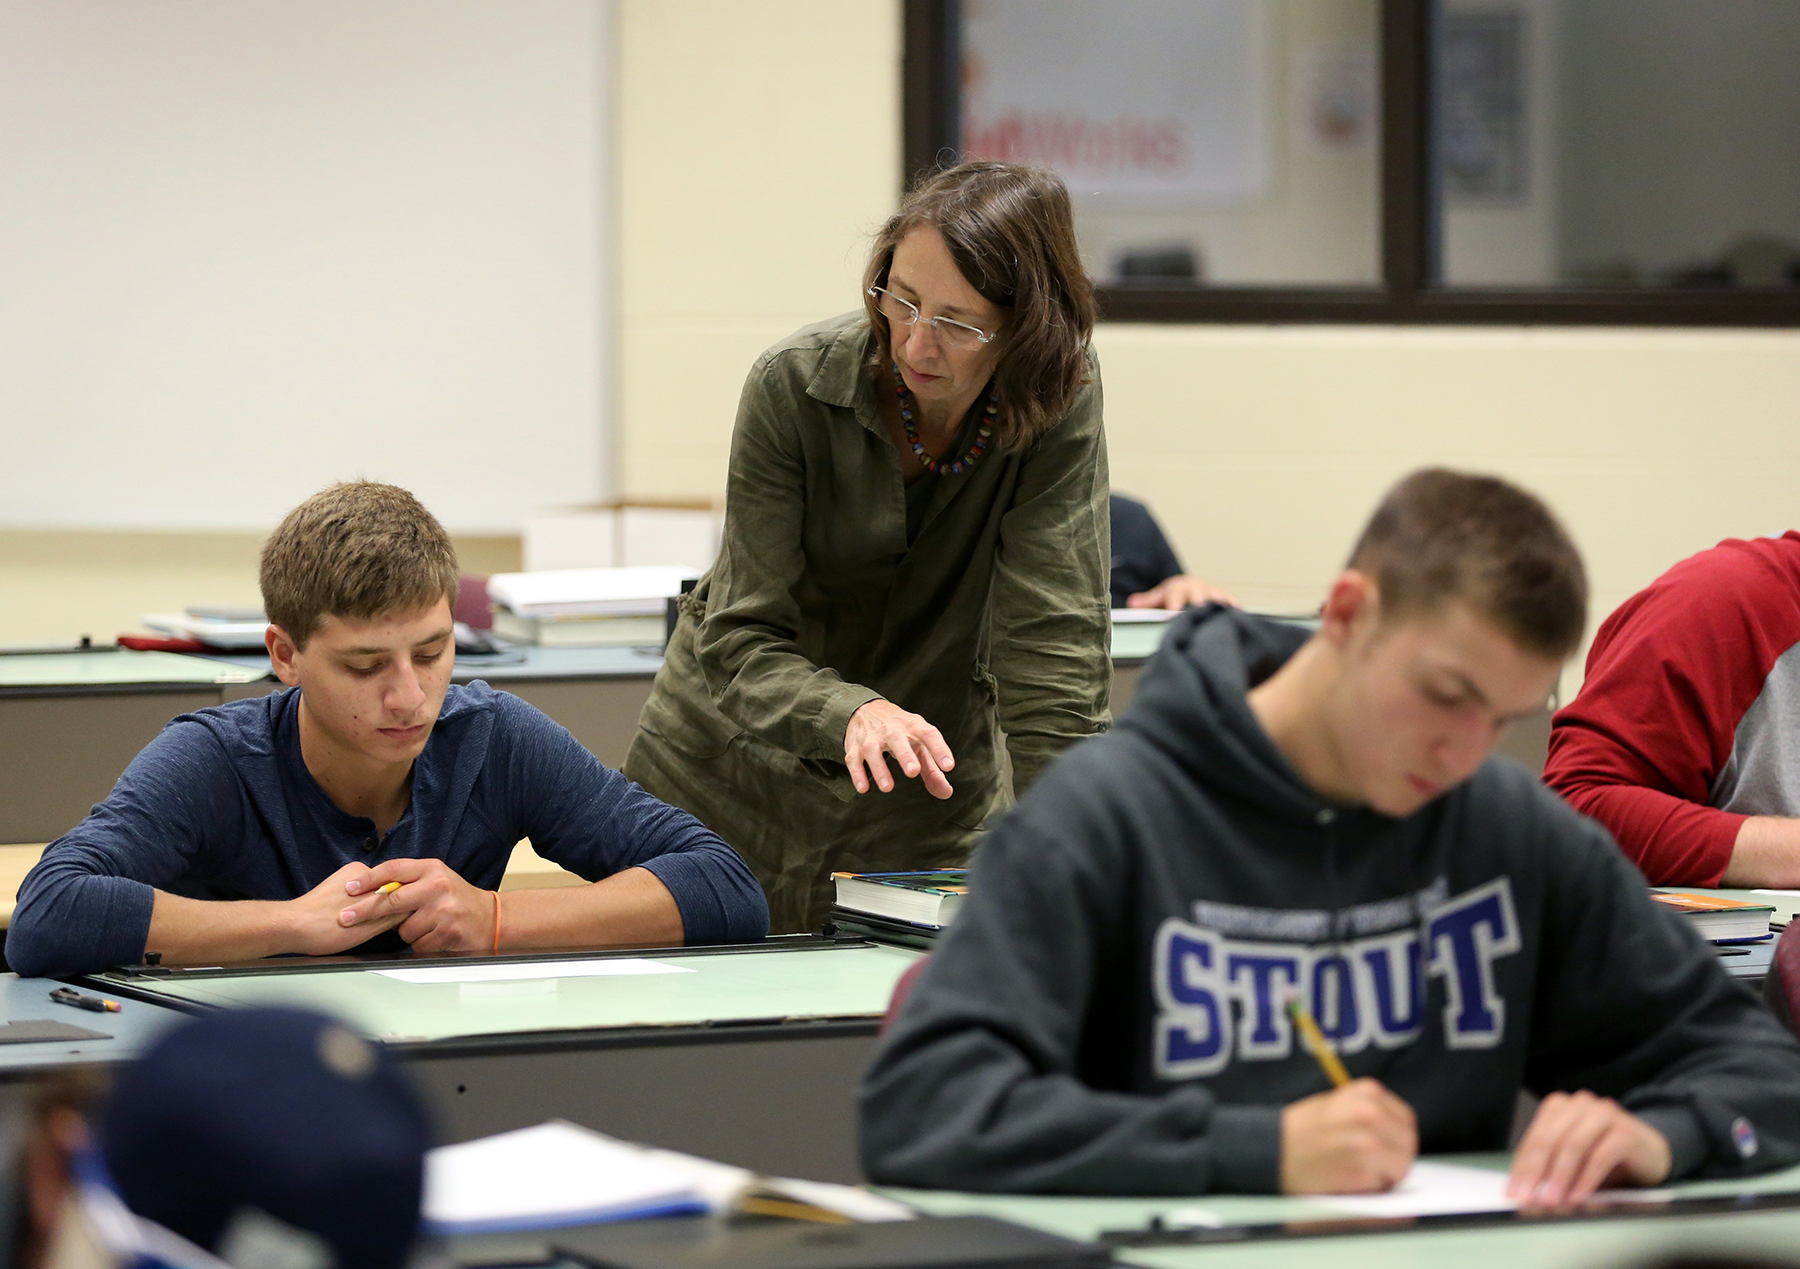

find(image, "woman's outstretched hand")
[845,699,956,800]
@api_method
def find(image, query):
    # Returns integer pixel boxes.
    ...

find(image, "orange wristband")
[492,889,502,954]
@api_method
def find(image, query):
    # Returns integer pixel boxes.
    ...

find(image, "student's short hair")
[1347,468,1588,659]
[260,481,459,649]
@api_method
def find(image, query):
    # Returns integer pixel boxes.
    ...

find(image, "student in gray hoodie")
[861,468,1800,1203]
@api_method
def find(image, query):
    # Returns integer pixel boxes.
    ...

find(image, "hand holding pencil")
[1279,995,1417,1195]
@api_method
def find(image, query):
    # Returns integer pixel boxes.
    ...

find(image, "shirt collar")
[806,316,878,418]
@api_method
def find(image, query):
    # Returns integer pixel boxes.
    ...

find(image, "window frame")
[903,0,1800,327]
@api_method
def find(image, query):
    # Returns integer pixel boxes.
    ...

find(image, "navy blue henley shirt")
[9,681,768,977]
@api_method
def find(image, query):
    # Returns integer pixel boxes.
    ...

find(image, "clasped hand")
[844,699,956,800]
[288,859,493,955]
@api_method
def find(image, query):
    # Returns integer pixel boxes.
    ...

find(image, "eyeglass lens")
[871,289,988,350]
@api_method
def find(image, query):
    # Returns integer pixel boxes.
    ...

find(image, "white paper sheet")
[374,958,693,985]
[1311,1161,1672,1218]
[1312,1161,1516,1217]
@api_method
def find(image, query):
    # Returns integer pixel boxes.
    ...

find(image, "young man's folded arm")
[859,809,1277,1194]
[498,696,769,946]
[9,724,243,977]
[1526,801,1800,1179]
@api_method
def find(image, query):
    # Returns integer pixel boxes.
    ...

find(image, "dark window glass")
[1436,0,1800,290]
[907,0,1800,323]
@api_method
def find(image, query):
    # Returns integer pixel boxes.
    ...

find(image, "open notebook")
[423,1122,912,1235]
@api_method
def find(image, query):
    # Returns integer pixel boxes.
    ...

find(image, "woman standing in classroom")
[625,161,1111,934]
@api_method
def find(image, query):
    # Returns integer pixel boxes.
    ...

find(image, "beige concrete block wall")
[0,532,520,647]
[1097,324,1800,695]
[615,0,901,497]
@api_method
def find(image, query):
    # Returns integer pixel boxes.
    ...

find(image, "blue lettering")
[1226,951,1301,1058]
[1148,878,1520,1077]
[1153,921,1230,1078]
[1425,878,1521,1049]
[1361,931,1425,1047]
[1308,951,1365,1051]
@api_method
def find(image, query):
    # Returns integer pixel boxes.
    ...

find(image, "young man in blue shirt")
[10,482,767,976]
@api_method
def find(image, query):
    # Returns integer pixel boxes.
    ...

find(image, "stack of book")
[141,605,271,649]
[828,870,967,947]
[487,567,694,647]
[1650,891,1776,943]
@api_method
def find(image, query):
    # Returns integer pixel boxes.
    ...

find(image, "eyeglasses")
[867,287,998,352]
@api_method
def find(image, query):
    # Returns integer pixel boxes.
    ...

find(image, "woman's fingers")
[889,729,923,778]
[848,741,893,793]
[921,725,955,773]
[866,740,897,792]
[844,701,959,797]
[911,738,955,800]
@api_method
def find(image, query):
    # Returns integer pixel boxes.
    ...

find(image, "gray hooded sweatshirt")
[860,606,1800,1194]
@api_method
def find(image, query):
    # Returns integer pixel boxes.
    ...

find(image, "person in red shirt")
[1543,533,1800,887]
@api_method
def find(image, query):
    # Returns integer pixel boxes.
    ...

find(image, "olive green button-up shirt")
[628,313,1110,926]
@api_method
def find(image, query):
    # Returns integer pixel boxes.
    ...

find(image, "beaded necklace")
[894,367,996,475]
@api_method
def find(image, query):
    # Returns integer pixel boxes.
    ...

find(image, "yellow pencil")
[1286,997,1352,1088]
[376,881,401,896]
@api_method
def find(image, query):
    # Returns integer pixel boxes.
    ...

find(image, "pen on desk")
[49,988,121,1014]
[1286,996,1351,1088]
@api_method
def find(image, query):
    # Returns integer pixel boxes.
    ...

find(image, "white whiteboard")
[0,0,614,533]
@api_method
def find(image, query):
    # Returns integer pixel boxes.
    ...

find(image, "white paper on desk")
[1752,889,1800,896]
[1311,1161,1517,1217]
[373,958,693,985]
[424,1122,704,1234]
[1311,1161,1674,1218]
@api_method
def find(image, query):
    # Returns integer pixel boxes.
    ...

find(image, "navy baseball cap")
[100,1008,432,1269]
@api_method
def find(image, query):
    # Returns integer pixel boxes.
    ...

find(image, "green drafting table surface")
[0,649,268,689]
[91,940,920,1040]
[888,1156,1800,1269]
[88,939,920,1183]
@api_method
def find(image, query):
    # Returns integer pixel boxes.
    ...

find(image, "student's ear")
[266,624,303,687]
[1318,570,1378,646]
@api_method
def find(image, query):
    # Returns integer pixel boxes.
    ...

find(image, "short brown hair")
[863,161,1096,450]
[260,481,459,649]
[1348,469,1588,659]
